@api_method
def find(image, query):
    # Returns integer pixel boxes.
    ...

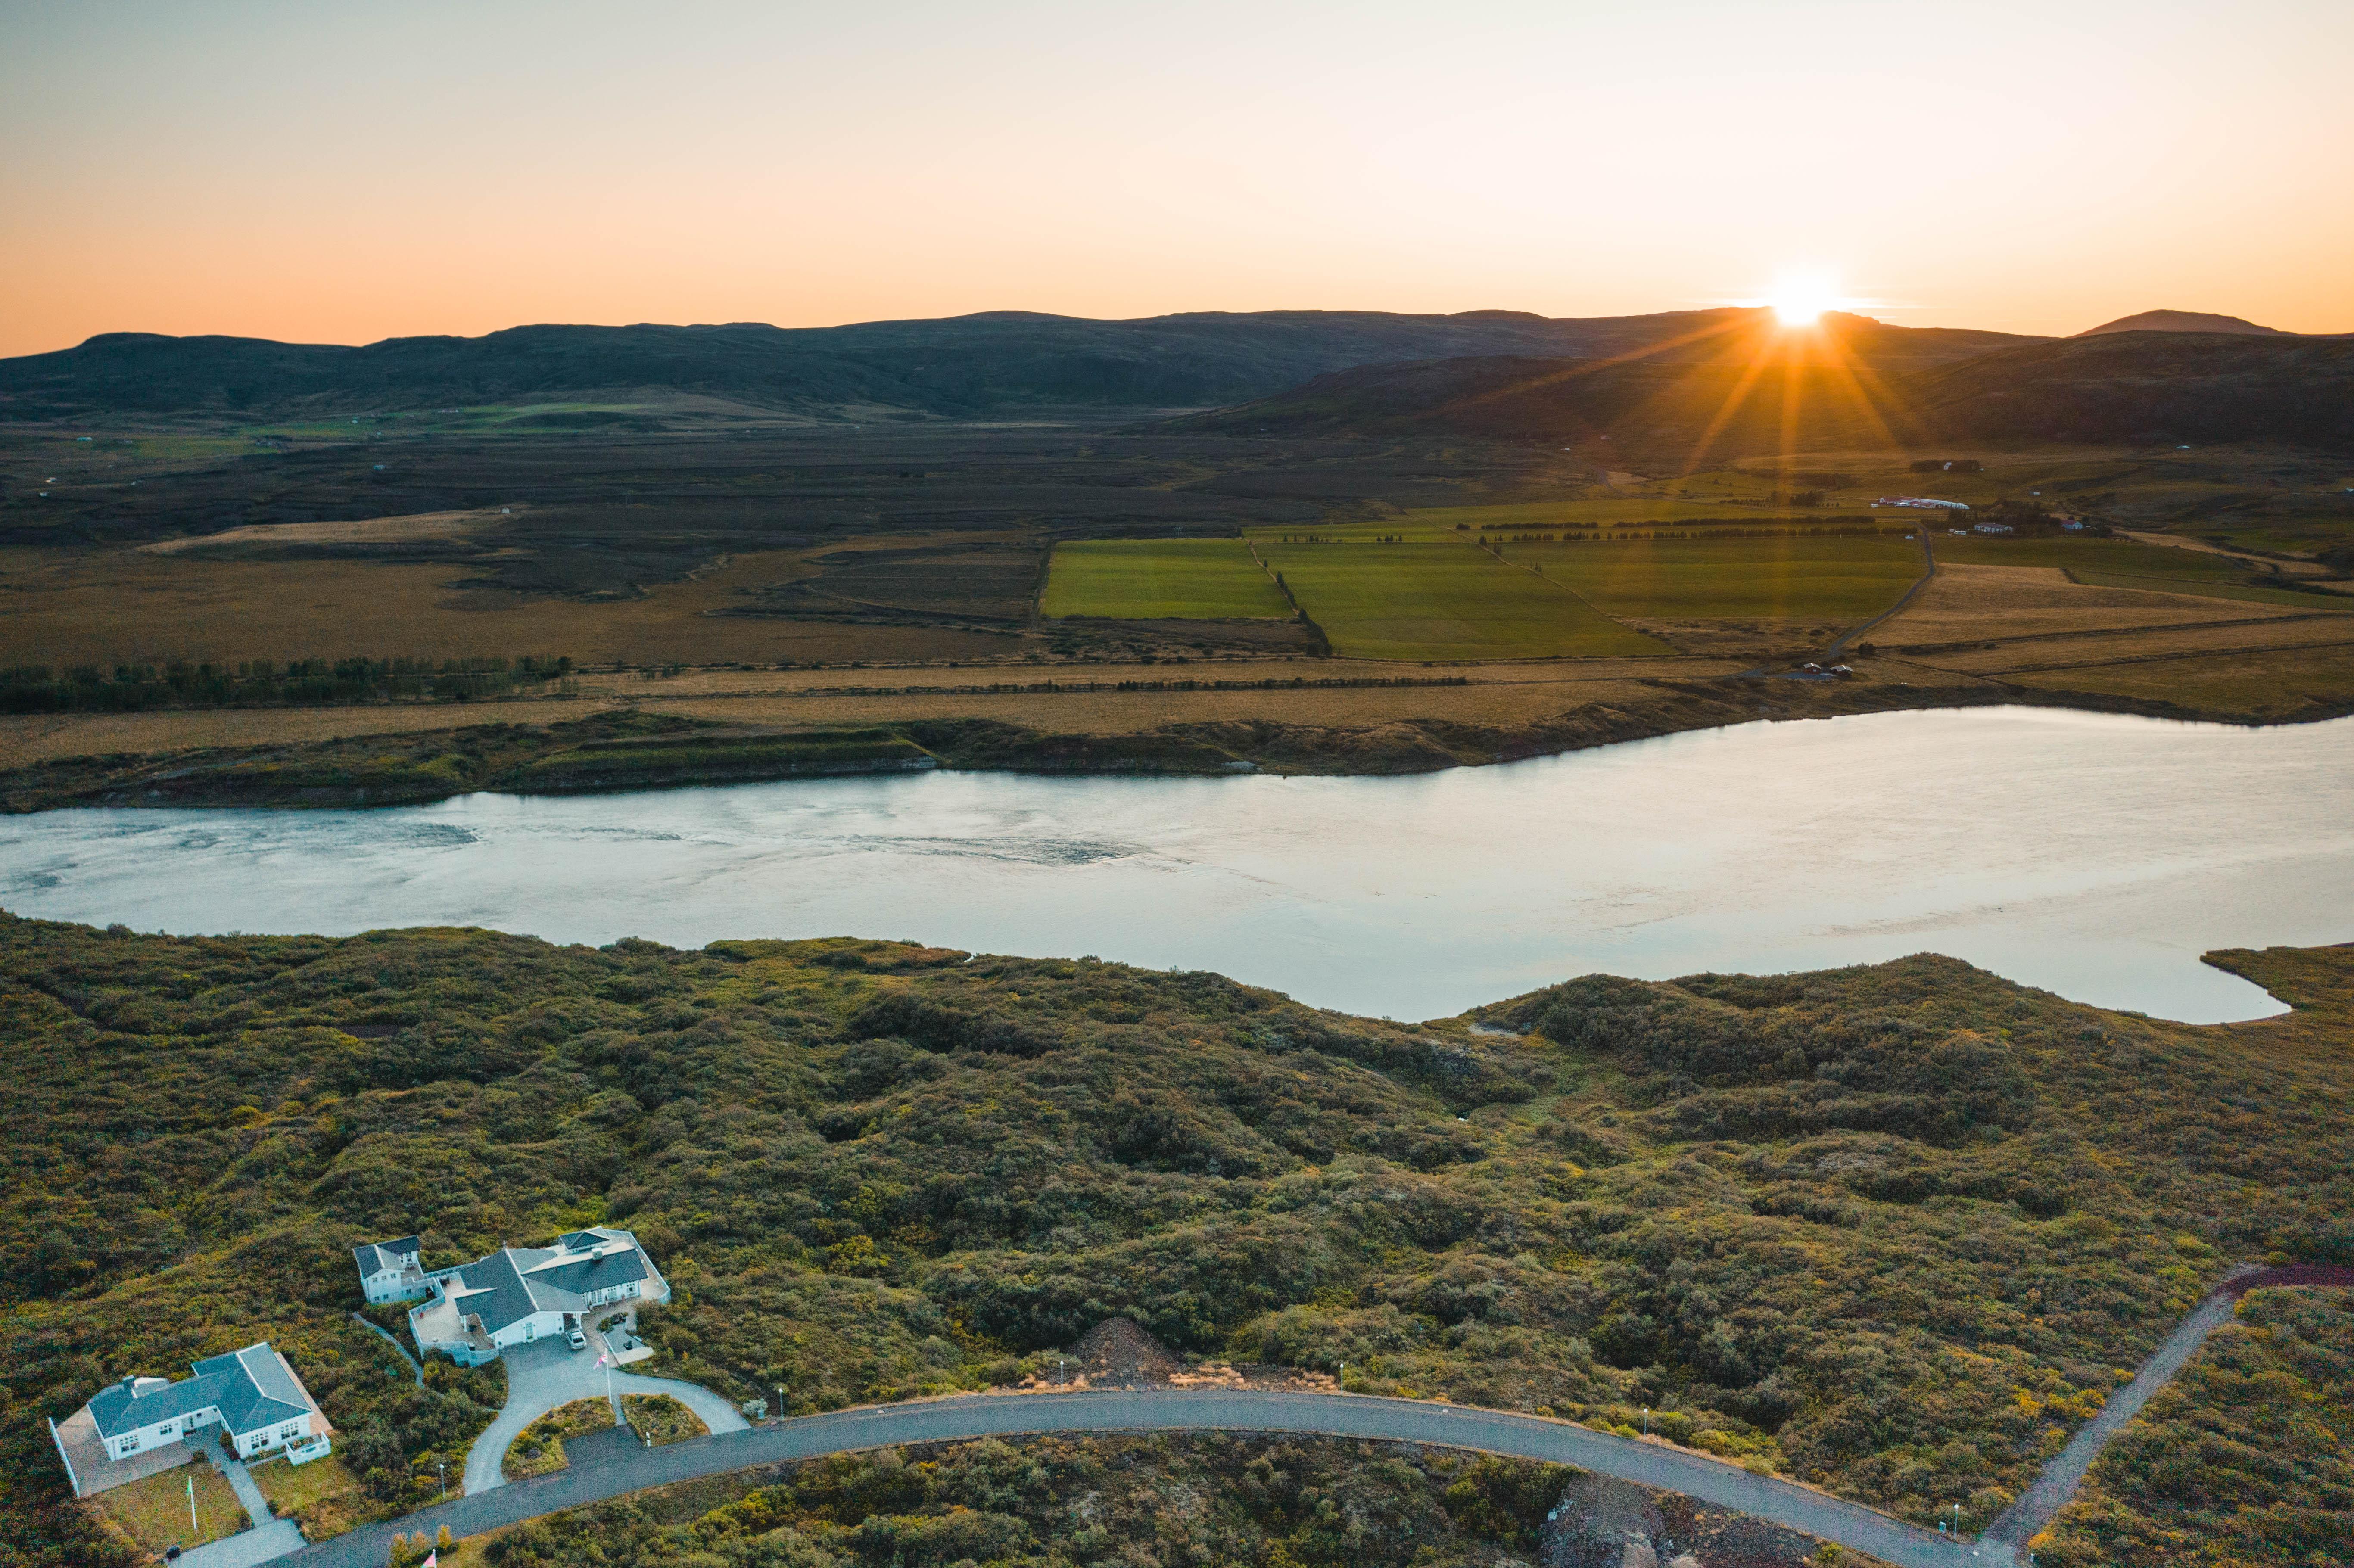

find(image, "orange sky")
[4,1,2350,356]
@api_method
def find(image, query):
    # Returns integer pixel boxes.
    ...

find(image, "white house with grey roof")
[354,1234,429,1303]
[61,1343,330,1483]
[407,1226,669,1367]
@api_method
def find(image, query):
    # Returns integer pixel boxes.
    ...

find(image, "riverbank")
[8,660,2350,812]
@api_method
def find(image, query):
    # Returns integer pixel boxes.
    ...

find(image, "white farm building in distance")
[372,1226,670,1367]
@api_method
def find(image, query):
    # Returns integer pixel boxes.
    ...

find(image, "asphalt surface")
[461,1331,748,1494]
[289,1389,1999,1568]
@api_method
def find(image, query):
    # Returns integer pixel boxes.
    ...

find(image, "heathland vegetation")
[2037,1286,2354,1566]
[1,915,2348,1565]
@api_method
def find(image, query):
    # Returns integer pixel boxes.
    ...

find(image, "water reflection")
[5,706,2350,1024]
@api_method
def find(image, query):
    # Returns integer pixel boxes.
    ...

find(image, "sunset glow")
[3,3,2351,353]
[1766,272,1845,328]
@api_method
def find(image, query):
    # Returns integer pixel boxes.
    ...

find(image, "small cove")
[4,705,2350,1023]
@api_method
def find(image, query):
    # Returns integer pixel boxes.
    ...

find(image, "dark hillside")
[0,308,2037,424]
[1899,331,2354,447]
[1180,320,2354,455]
[0,916,2348,1564]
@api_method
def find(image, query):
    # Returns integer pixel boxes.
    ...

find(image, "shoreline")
[6,674,2352,814]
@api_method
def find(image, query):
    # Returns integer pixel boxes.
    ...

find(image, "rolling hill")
[2078,309,2287,336]
[0,308,2037,425]
[1177,317,2354,455]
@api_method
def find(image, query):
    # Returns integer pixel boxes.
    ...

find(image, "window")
[121,1434,140,1453]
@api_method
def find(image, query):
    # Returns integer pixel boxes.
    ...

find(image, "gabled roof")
[438,1227,657,1333]
[87,1342,320,1440]
[353,1235,421,1276]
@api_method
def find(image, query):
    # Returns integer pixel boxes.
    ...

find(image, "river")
[4,706,2351,1023]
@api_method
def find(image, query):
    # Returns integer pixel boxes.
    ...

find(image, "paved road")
[278,1263,2354,1568]
[297,1389,1995,1568]
[461,1334,748,1494]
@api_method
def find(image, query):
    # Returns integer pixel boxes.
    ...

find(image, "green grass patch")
[88,1461,247,1555]
[1393,500,1883,532]
[1510,535,1925,622]
[621,1393,710,1447]
[251,1451,371,1540]
[1041,539,1292,619]
[503,1398,613,1481]
[1256,541,1668,660]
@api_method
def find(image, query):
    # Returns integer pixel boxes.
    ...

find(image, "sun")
[1765,270,1842,328]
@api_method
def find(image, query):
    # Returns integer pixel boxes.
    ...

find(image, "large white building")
[405,1226,670,1367]
[78,1344,331,1465]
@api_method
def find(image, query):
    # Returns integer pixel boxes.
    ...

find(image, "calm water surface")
[4,706,2350,1023]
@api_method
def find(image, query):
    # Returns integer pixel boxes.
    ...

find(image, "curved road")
[293,1388,1994,1568]
[281,1265,2352,1568]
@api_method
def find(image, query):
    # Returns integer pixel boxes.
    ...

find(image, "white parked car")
[567,1328,588,1351]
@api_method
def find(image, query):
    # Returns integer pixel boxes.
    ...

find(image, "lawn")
[251,1451,372,1540]
[502,1397,614,1481]
[1253,541,1669,660]
[1040,539,1292,619]
[88,1460,248,1555]
[621,1392,710,1447]
[1510,535,1925,622]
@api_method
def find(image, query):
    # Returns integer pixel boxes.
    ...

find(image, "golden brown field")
[0,547,1019,668]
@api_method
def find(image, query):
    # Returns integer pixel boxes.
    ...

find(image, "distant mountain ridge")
[0,308,2038,424]
[2079,310,2286,337]
[1179,317,2354,454]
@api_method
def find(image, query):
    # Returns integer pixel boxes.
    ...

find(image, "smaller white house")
[354,1235,429,1304]
[81,1344,331,1465]
[409,1226,670,1367]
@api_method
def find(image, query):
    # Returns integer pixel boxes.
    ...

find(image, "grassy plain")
[0,547,1018,669]
[85,1461,246,1555]
[1041,539,1291,619]
[1253,541,1668,660]
[1508,535,1923,622]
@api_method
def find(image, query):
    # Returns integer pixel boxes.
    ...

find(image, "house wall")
[362,1269,430,1304]
[232,1410,325,1459]
[106,1406,221,1459]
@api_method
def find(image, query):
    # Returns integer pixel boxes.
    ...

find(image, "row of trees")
[0,655,573,713]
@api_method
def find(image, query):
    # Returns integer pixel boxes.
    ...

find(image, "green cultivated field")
[1254,541,1668,660]
[1042,539,1292,619]
[1397,499,1886,532]
[1511,535,1925,622]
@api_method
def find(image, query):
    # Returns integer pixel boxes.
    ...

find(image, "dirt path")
[1983,1263,2354,1552]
